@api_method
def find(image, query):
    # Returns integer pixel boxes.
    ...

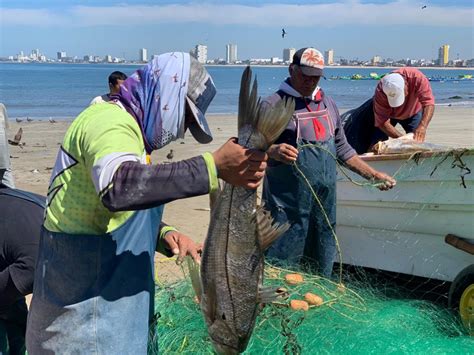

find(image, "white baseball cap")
[382,73,405,108]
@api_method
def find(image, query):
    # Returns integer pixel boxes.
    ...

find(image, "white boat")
[336,148,473,331]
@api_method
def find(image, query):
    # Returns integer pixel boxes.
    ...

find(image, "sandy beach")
[6,106,474,281]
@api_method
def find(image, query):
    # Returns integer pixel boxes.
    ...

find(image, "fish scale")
[189,66,295,354]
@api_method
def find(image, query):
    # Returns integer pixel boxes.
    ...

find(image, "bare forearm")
[380,120,402,139]
[344,155,378,180]
[420,105,435,129]
[413,105,434,142]
[344,155,396,190]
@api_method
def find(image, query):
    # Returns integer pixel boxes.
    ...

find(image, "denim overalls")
[264,92,338,277]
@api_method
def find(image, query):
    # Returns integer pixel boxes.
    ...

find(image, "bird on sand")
[16,118,23,123]
[166,149,174,162]
[49,117,56,123]
[26,117,33,122]
[8,128,25,148]
[281,28,287,38]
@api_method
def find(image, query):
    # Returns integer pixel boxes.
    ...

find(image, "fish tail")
[237,66,295,150]
[238,66,260,131]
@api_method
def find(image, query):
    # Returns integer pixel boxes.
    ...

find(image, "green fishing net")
[150,148,473,354]
[150,263,471,354]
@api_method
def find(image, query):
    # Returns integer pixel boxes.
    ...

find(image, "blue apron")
[26,206,163,354]
[264,99,337,277]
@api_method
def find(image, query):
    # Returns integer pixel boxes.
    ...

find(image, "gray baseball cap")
[186,57,217,144]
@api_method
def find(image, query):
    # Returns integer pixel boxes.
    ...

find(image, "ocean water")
[0,62,472,119]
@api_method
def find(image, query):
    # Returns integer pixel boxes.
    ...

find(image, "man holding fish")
[262,47,396,278]
[26,53,268,354]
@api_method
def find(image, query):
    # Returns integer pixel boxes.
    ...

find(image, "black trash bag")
[341,98,375,154]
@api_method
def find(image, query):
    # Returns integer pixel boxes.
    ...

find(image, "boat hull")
[336,149,474,282]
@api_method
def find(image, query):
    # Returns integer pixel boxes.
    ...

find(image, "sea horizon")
[1,62,473,119]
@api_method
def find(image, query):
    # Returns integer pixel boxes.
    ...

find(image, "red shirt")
[374,67,435,127]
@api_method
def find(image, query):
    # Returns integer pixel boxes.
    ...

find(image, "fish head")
[208,318,246,354]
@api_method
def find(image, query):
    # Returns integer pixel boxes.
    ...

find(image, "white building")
[57,51,67,61]
[31,49,40,60]
[324,49,334,65]
[283,48,296,63]
[271,57,282,64]
[195,44,208,64]
[139,48,148,62]
[105,55,113,63]
[372,55,382,65]
[226,44,237,64]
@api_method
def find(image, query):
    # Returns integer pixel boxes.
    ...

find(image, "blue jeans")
[371,110,423,146]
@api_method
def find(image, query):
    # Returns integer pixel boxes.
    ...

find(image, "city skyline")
[6,42,473,68]
[1,1,473,61]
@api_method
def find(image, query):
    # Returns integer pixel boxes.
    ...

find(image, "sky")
[1,0,473,61]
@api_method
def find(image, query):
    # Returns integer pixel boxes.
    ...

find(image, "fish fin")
[204,280,218,323]
[256,95,295,147]
[258,286,289,304]
[255,205,290,251]
[186,257,203,302]
[238,66,295,149]
[238,66,260,131]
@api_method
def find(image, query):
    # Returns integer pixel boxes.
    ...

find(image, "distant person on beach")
[26,52,268,353]
[0,104,15,188]
[262,47,395,277]
[89,71,128,105]
[0,188,44,355]
[342,67,435,154]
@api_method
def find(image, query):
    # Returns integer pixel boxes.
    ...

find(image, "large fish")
[373,133,452,155]
[189,67,294,354]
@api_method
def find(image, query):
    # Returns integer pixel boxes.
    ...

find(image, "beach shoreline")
[2,61,473,71]
[8,105,473,196]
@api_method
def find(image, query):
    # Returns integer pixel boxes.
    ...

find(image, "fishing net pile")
[150,262,471,354]
[150,148,472,354]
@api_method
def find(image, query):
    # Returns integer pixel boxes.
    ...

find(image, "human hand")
[212,138,268,189]
[373,171,396,191]
[413,126,426,142]
[163,230,202,264]
[267,143,298,164]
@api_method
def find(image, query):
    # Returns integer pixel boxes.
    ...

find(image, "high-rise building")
[226,44,237,64]
[283,48,296,63]
[31,49,40,60]
[438,44,449,66]
[139,48,148,62]
[372,55,382,65]
[105,55,113,63]
[195,44,208,64]
[324,49,334,65]
[57,51,67,61]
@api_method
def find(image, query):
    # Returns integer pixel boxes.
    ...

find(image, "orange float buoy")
[304,292,323,306]
[290,299,309,311]
[285,273,304,285]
